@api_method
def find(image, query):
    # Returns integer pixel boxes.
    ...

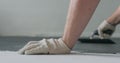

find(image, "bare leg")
[107,6,120,26]
[62,0,100,49]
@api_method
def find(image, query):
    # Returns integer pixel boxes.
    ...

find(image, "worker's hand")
[90,20,116,39]
[18,38,71,55]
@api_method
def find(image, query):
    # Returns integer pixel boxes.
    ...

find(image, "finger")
[103,34,111,39]
[90,30,99,39]
[24,43,40,50]
[18,41,38,54]
[90,32,94,39]
[25,46,48,55]
[26,41,39,46]
[98,29,104,39]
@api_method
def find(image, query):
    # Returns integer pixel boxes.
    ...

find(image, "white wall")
[0,0,119,37]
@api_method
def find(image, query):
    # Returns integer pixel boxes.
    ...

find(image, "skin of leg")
[62,0,100,49]
[107,6,120,26]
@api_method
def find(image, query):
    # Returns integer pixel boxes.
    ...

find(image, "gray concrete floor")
[0,37,120,54]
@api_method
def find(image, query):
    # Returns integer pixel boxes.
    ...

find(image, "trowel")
[78,30,115,44]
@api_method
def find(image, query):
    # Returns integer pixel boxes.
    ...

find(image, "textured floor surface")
[0,51,120,63]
